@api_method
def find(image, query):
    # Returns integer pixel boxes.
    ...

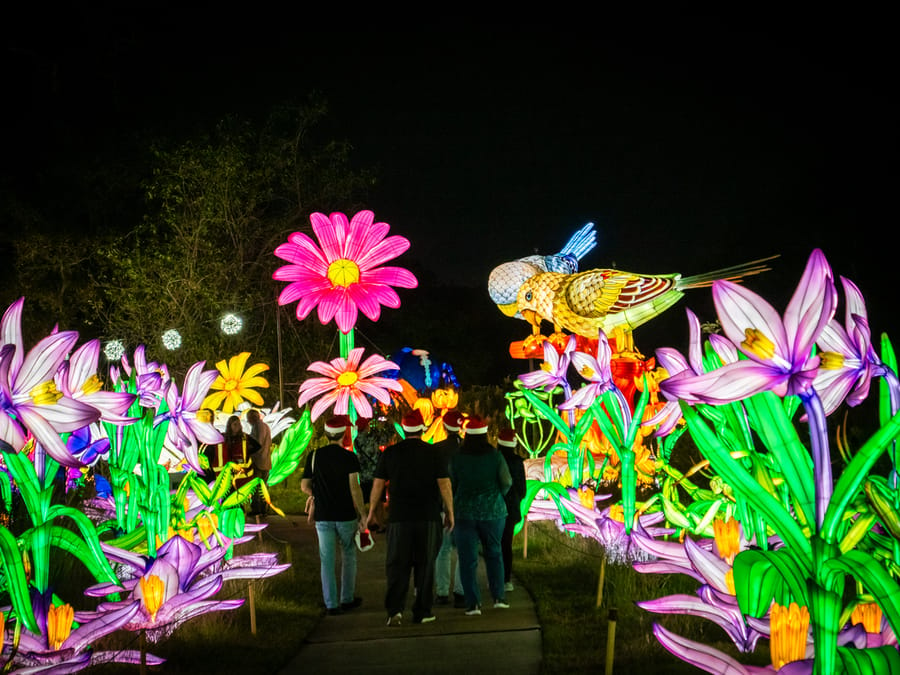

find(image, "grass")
[87,481,773,674]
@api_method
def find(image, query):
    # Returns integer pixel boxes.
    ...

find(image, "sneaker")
[413,614,437,624]
[465,605,482,616]
[494,600,510,609]
[453,593,467,609]
[434,595,449,605]
[326,607,344,616]
[340,597,363,611]
[504,581,515,592]
[386,612,402,626]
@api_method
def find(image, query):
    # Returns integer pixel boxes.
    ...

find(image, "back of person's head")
[461,415,493,453]
[246,408,260,424]
[324,415,351,442]
[401,410,426,437]
[498,428,517,450]
[442,410,464,435]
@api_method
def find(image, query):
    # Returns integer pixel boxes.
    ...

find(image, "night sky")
[3,14,897,383]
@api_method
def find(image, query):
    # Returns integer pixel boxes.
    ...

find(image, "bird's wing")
[562,270,681,318]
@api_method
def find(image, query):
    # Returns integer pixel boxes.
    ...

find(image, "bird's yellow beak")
[497,302,519,318]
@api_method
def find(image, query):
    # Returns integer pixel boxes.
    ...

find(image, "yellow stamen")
[30,381,63,406]
[580,365,596,379]
[81,374,103,396]
[140,574,166,622]
[540,362,554,373]
[851,602,883,633]
[22,550,32,581]
[337,371,359,386]
[197,513,218,540]
[327,259,361,287]
[818,351,845,370]
[741,328,776,360]
[725,569,736,595]
[577,486,595,509]
[713,517,741,564]
[608,504,624,523]
[47,603,74,650]
[224,378,239,392]
[770,602,810,670]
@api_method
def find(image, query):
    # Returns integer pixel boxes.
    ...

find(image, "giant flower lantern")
[274,210,416,428]
[273,210,417,335]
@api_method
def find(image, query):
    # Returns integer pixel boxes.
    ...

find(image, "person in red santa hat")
[433,410,467,607]
[366,409,454,626]
[301,415,367,616]
[451,415,512,615]
[497,427,526,592]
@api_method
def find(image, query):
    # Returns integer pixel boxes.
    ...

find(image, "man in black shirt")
[366,410,454,625]
[302,415,367,616]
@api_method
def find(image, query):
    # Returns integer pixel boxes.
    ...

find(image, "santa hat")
[465,415,488,435]
[325,415,351,434]
[442,410,464,432]
[498,428,517,447]
[401,409,426,433]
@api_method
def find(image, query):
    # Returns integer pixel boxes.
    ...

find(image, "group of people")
[200,408,273,517]
[302,408,526,625]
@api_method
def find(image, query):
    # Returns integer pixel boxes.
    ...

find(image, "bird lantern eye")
[525,291,533,301]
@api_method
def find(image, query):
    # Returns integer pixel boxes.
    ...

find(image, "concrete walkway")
[265,515,542,675]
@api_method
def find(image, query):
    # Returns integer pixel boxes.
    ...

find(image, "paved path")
[265,515,542,675]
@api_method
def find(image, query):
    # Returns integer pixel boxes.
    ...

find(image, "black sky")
[3,13,897,382]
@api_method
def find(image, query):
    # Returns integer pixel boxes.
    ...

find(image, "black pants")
[384,520,442,620]
[501,515,520,583]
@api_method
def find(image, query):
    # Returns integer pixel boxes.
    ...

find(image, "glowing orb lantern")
[161,329,182,350]
[104,339,126,361]
[220,313,243,335]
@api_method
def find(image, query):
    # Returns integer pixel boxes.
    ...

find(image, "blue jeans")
[435,528,463,596]
[454,517,506,608]
[315,520,358,609]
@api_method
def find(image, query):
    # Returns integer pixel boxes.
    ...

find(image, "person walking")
[497,427,527,592]
[450,415,512,616]
[245,408,272,516]
[366,409,454,626]
[433,410,466,607]
[301,415,367,616]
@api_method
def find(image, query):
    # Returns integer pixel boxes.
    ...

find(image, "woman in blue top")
[450,416,512,615]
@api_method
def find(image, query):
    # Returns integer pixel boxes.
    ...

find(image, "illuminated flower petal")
[274,210,417,334]
[297,348,401,421]
[201,352,270,414]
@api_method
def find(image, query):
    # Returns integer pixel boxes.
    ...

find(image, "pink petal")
[356,236,411,271]
[364,266,418,290]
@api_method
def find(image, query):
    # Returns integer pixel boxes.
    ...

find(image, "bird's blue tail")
[557,222,597,261]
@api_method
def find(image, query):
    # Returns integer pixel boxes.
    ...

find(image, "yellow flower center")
[608,504,624,522]
[578,487,595,509]
[30,381,63,406]
[224,378,239,392]
[851,602,883,633]
[819,351,845,370]
[327,259,361,287]
[540,362,554,373]
[47,603,74,650]
[770,602,810,670]
[140,574,166,622]
[580,365,596,379]
[741,328,776,360]
[81,374,103,396]
[713,517,741,564]
[337,371,359,386]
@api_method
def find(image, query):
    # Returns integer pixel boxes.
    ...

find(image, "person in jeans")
[366,409,454,626]
[301,415,367,616]
[433,410,466,607]
[450,415,511,615]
